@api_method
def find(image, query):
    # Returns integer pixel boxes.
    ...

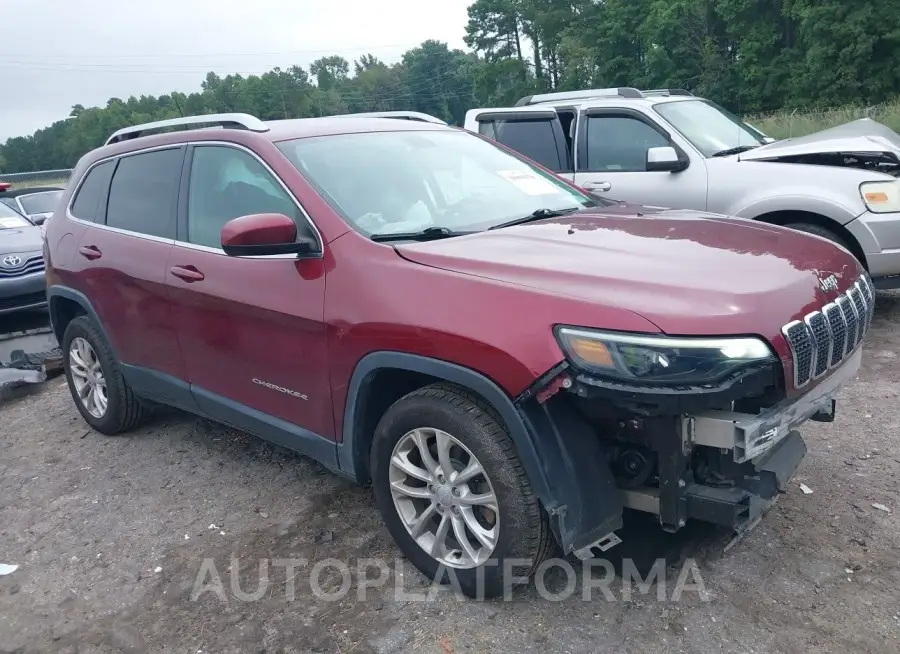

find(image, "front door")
[165,143,333,452]
[72,147,189,404]
[573,108,708,210]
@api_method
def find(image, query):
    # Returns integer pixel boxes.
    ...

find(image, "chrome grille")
[782,275,874,388]
[0,255,45,278]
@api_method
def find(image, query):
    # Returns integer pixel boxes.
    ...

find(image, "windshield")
[654,99,768,157]
[276,129,594,236]
[0,202,32,229]
[19,190,62,215]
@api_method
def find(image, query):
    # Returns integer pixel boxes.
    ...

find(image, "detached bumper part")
[620,350,859,533]
[682,430,807,529]
[620,426,809,536]
[684,348,858,463]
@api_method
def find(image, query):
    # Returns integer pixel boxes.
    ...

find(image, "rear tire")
[62,316,146,435]
[370,383,553,599]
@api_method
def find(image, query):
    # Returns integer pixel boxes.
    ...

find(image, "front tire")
[785,222,852,252]
[62,316,146,435]
[370,383,553,598]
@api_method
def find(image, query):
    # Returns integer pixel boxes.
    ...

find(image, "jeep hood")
[739,118,900,175]
[394,207,861,340]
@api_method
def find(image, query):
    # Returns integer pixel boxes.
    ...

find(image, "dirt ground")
[1,295,899,654]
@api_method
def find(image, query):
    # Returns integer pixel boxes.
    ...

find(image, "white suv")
[464,87,900,289]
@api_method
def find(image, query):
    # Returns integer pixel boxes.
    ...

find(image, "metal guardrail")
[0,169,73,187]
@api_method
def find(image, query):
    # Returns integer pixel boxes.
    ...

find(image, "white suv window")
[585,115,670,172]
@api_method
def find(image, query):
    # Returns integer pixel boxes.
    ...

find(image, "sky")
[0,0,472,142]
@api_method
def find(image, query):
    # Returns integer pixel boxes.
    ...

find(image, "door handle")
[170,265,205,282]
[78,245,102,260]
[583,181,612,192]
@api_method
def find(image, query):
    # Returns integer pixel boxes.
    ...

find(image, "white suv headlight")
[860,180,900,214]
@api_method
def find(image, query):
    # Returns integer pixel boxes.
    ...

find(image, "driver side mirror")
[646,146,688,173]
[221,213,319,257]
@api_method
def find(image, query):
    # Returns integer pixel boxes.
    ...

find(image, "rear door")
[573,107,708,209]
[464,107,572,175]
[165,142,333,448]
[73,147,189,399]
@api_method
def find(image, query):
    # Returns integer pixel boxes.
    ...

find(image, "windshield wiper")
[370,226,471,242]
[711,144,761,158]
[488,207,580,231]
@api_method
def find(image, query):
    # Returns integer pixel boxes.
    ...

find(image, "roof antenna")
[172,94,185,117]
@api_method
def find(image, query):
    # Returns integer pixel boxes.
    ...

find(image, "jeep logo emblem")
[818,274,839,293]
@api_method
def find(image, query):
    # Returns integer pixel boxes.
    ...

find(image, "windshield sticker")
[496,169,562,196]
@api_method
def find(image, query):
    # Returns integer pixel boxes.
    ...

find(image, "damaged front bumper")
[623,349,859,533]
[515,349,861,558]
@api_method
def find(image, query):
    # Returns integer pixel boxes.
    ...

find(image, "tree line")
[2,0,899,173]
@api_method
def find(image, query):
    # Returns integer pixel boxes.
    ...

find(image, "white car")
[0,184,65,225]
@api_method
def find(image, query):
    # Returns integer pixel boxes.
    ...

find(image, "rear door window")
[478,118,565,172]
[104,148,183,238]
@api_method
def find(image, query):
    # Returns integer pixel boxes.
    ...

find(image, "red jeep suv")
[44,112,873,597]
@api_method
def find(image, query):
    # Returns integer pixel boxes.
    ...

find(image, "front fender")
[338,351,623,555]
[731,191,861,226]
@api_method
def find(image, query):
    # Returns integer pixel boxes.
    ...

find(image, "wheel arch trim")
[338,351,553,502]
[338,351,625,555]
[47,285,117,358]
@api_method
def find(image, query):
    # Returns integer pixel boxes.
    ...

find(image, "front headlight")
[860,180,900,214]
[555,327,776,385]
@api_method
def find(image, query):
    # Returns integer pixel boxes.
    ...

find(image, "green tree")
[3,2,900,172]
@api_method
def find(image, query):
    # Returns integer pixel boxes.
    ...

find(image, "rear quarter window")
[20,190,64,215]
[71,161,115,222]
[479,119,563,171]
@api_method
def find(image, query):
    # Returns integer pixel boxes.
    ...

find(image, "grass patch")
[747,99,900,139]
[0,177,70,190]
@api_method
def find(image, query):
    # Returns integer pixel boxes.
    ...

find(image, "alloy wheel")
[388,427,499,569]
[69,337,108,418]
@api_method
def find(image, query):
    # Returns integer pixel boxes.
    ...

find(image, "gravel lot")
[1,294,899,654]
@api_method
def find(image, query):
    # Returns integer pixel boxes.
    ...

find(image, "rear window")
[105,148,182,238]
[20,190,63,215]
[71,161,115,222]
[479,119,563,171]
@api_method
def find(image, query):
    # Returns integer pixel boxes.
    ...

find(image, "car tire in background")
[62,316,146,435]
[370,383,554,598]
[786,222,853,254]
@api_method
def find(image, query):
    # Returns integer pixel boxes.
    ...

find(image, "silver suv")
[464,88,900,289]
